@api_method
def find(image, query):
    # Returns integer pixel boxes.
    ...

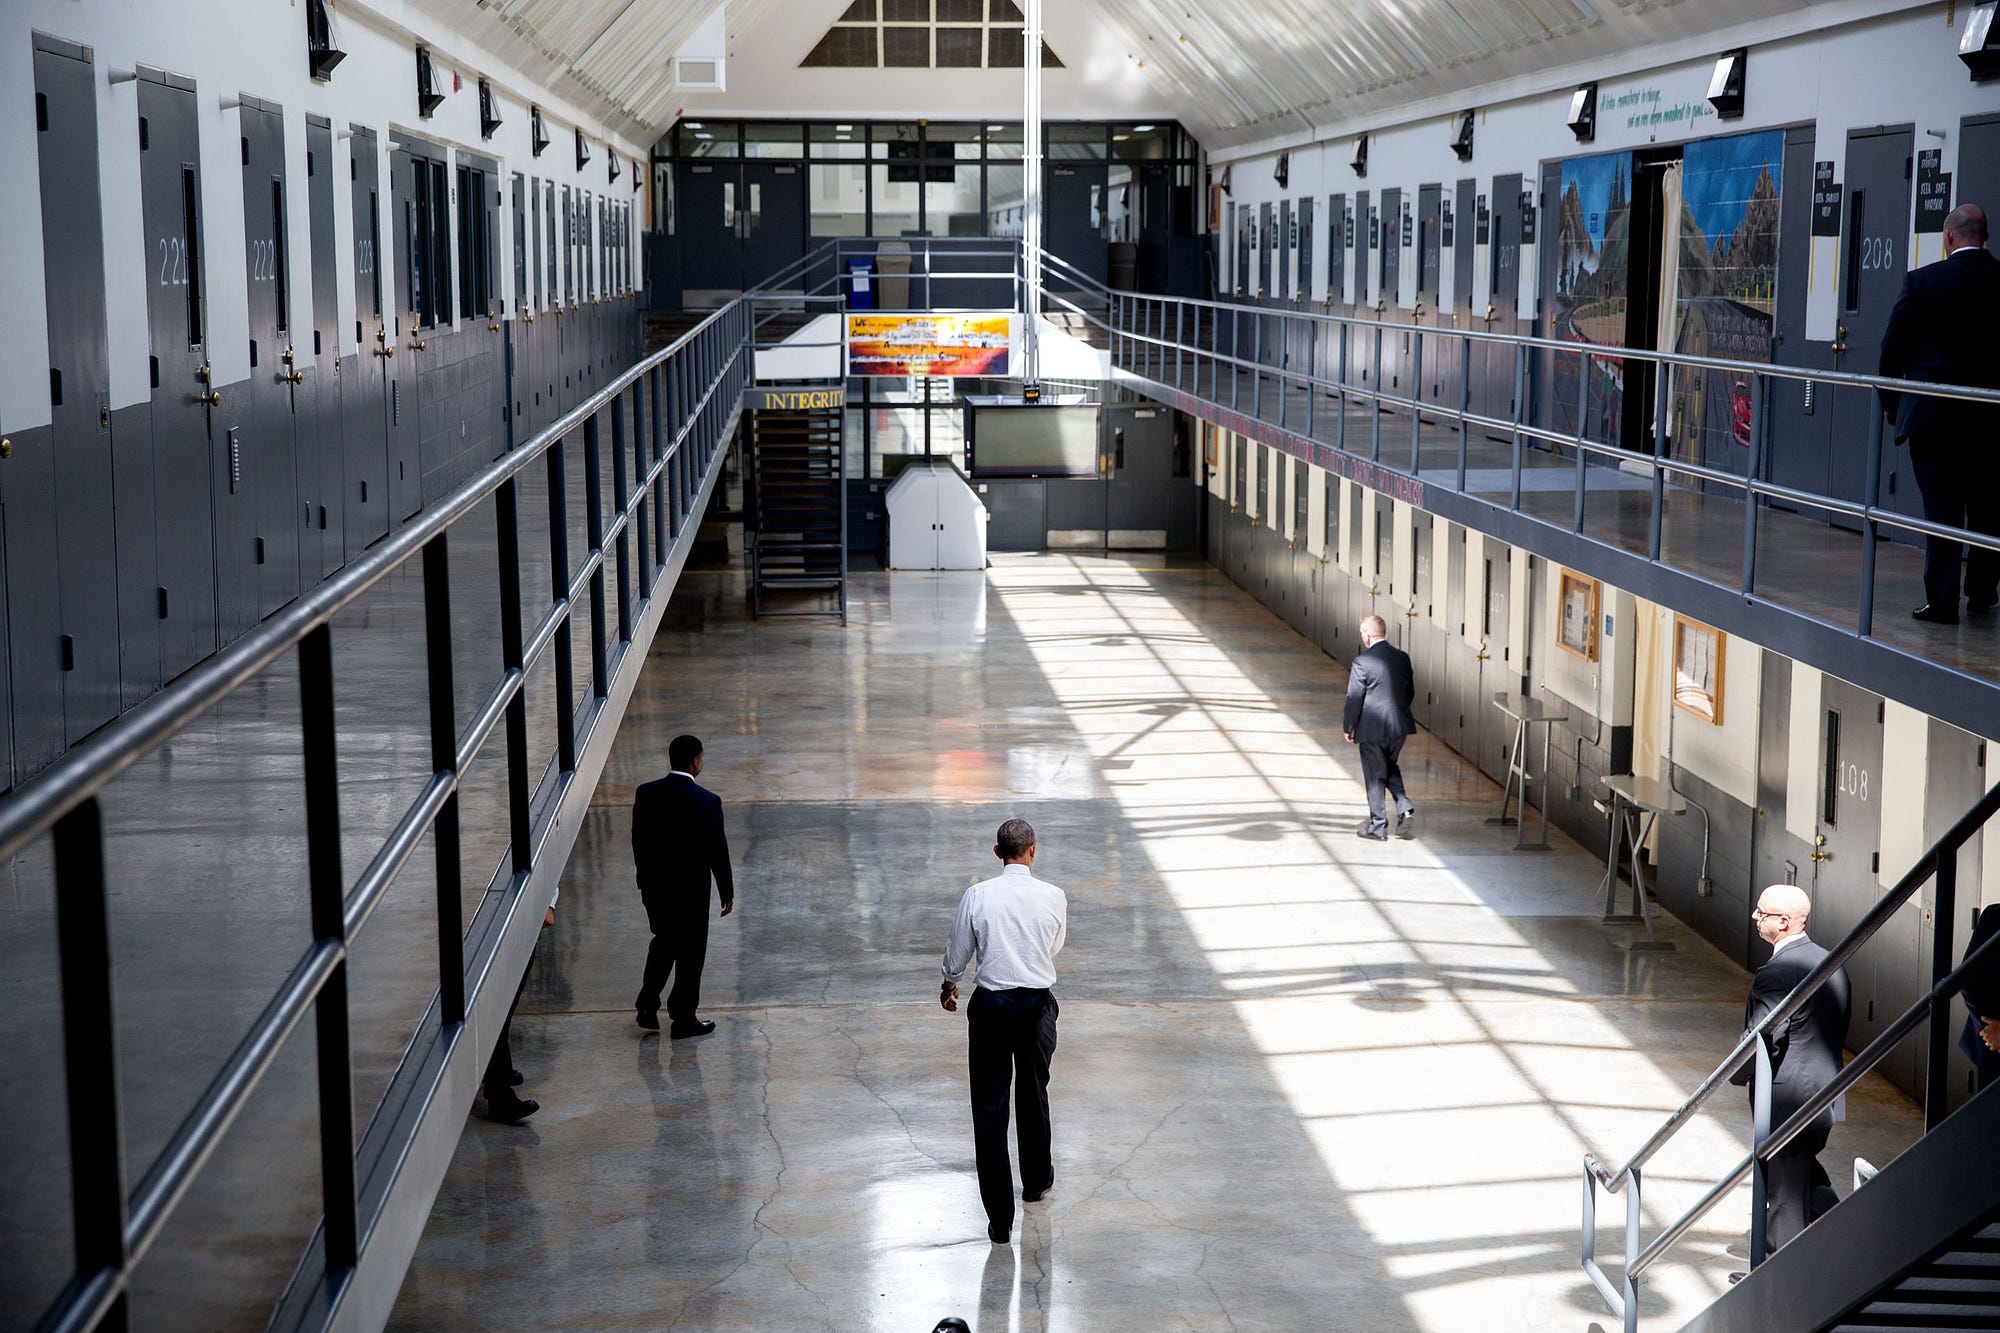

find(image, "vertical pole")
[1749,1035,1773,1268]
[1929,848,1958,1130]
[1741,372,1766,596]
[1456,336,1470,492]
[1337,317,1349,454]
[1650,353,1669,563]
[298,623,357,1274]
[547,439,577,777]
[1253,315,1263,420]
[1306,319,1317,441]
[613,394,634,646]
[1370,325,1382,461]
[423,533,465,1023]
[650,366,666,564]
[1510,344,1526,512]
[1410,329,1423,475]
[584,410,604,700]
[1231,309,1241,411]
[1020,0,1043,389]
[496,476,536,866]
[1623,1167,1643,1333]
[52,797,131,1325]
[1859,410,1884,637]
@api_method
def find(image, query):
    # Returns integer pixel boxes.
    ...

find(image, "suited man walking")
[1344,615,1417,841]
[1730,884,1851,1258]
[632,734,735,1038]
[1878,202,2000,624]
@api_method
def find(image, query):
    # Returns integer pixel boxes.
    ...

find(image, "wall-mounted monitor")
[964,400,1099,479]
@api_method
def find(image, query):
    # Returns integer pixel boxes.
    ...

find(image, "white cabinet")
[886,462,989,570]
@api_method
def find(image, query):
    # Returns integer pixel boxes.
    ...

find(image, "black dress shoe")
[510,1068,525,1087]
[1970,595,1998,614]
[635,1009,660,1031]
[1397,808,1416,838]
[1023,1183,1051,1203]
[988,1221,1009,1244]
[481,1093,540,1125]
[1355,826,1388,841]
[669,1019,716,1039]
[1913,602,1960,625]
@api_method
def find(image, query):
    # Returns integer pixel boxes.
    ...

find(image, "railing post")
[1749,1034,1774,1268]
[1741,372,1766,596]
[1650,353,1669,563]
[1176,301,1185,390]
[1307,319,1318,441]
[1337,317,1349,454]
[298,621,358,1275]
[1622,1167,1643,1333]
[52,795,131,1321]
[1278,311,1289,431]
[1573,351,1591,532]
[1859,410,1884,637]
[423,532,466,1022]
[1370,324,1383,462]
[584,408,604,696]
[1410,328,1423,475]
[613,390,633,648]
[547,437,578,776]
[1929,847,1958,1130]
[1231,308,1241,411]
[1253,313,1263,419]
[1510,343,1527,512]
[1456,335,1470,491]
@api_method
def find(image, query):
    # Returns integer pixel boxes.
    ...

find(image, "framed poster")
[1673,615,1725,724]
[1201,419,1218,469]
[1557,570,1599,662]
[1207,183,1223,232]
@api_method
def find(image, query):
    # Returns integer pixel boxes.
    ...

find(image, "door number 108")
[1839,763,1869,802]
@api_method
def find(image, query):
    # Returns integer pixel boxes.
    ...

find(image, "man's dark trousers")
[639,896,710,1027]
[967,987,1058,1232]
[1764,1122,1837,1255]
[1358,736,1410,835]
[1912,453,2000,608]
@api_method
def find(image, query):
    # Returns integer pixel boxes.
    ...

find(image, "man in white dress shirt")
[940,818,1069,1245]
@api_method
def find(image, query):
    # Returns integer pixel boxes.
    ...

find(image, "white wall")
[1208,7,2000,343]
[1,0,648,424]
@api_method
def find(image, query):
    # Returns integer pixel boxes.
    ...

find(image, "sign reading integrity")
[743,385,847,412]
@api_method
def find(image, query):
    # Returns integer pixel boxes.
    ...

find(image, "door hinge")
[1871,851,1880,874]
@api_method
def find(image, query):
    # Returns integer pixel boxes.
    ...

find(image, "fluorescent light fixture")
[1112,132,1130,141]
[1132,123,1155,132]
[684,121,704,129]
[836,123,853,131]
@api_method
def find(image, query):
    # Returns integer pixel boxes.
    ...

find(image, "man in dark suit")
[1878,202,2000,625]
[1730,884,1851,1257]
[632,734,735,1038]
[1343,614,1417,841]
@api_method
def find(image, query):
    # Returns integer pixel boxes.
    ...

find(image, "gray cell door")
[305,115,343,576]
[1105,405,1172,547]
[1833,127,1913,524]
[1454,178,1477,314]
[1277,199,1293,303]
[742,161,805,291]
[1471,543,1512,780]
[1380,187,1403,307]
[1257,201,1274,298]
[1764,127,1834,526]
[1327,194,1347,307]
[1297,196,1316,303]
[138,71,220,682]
[1959,113,2000,221]
[1047,162,1109,287]
[1234,203,1250,296]
[241,99,304,614]
[389,145,439,520]
[32,37,120,744]
[509,172,529,446]
[1418,183,1450,412]
[1477,174,1525,440]
[677,162,739,298]
[1812,678,1888,1065]
[1406,510,1434,726]
[345,126,390,550]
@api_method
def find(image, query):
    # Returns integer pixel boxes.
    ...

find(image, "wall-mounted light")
[633,157,643,192]
[531,106,550,157]
[306,0,345,81]
[478,79,501,139]
[1960,3,2000,81]
[575,127,592,172]
[1451,110,1475,162]
[1707,48,1746,120]
[1351,135,1368,178]
[609,153,620,183]
[1567,82,1598,142]
[1274,152,1289,189]
[415,47,444,118]
[1219,165,1232,196]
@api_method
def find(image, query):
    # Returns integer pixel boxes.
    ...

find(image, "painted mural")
[1551,151,1633,446]
[1669,130,1784,467]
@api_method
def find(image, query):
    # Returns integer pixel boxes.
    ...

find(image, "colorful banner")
[846,313,1012,377]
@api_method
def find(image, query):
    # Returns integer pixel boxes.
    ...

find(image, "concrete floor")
[391,552,1923,1332]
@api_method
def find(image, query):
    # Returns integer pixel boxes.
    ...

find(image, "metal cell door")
[1235,204,1251,296]
[1104,405,1172,548]
[305,114,343,576]
[1257,201,1274,298]
[509,172,530,445]
[138,70,220,680]
[241,99,303,614]
[346,126,390,549]
[1407,510,1434,725]
[742,161,805,292]
[1296,196,1315,302]
[33,36,120,742]
[1472,544,1511,779]
[1832,128,1913,524]
[1479,174,1525,440]
[1454,178,1477,315]
[1047,162,1109,287]
[1277,199,1293,303]
[1764,127,1834,526]
[1813,678,1887,1063]
[1418,183,1450,412]
[1380,187,1402,307]
[1327,194,1347,307]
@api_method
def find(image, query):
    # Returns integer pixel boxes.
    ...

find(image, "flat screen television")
[964,402,1099,479]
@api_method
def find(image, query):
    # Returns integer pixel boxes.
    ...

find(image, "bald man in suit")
[1730,884,1851,1257]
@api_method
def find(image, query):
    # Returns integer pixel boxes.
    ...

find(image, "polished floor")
[391,553,1924,1332]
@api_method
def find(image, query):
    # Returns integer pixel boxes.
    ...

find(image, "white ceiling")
[392,0,1911,149]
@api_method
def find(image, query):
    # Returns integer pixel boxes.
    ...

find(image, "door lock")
[281,370,304,385]
[1811,833,1830,863]
[1484,303,1497,325]
[282,346,297,365]
[0,437,11,460]
[410,338,427,352]
[1830,324,1849,355]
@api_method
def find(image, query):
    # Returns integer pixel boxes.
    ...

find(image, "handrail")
[19,288,755,1333]
[1575,775,2000,1330]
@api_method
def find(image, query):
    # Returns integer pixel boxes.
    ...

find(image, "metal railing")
[1578,779,2000,1330]
[11,294,753,1332]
